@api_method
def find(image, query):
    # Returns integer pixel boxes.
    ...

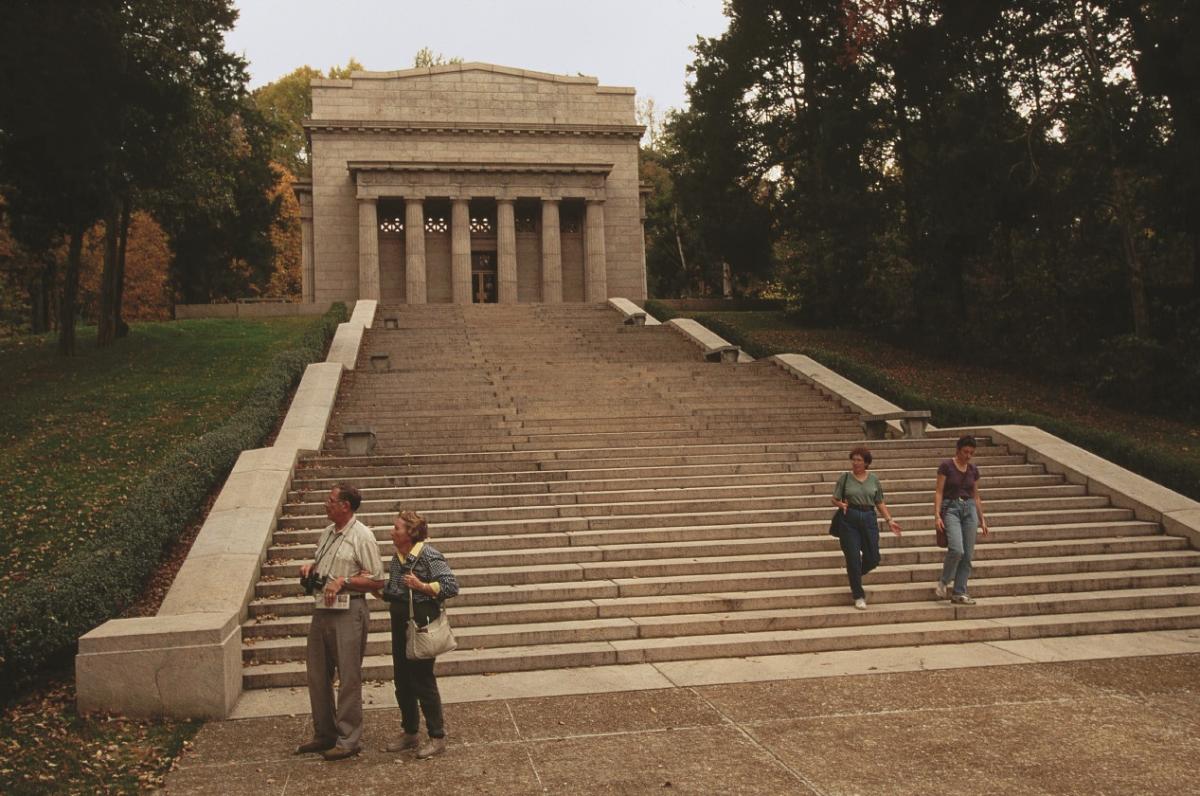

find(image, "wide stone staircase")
[241,304,1200,689]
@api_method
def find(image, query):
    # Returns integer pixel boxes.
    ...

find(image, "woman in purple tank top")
[933,435,990,604]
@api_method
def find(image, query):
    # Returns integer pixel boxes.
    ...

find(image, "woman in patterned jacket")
[372,509,459,759]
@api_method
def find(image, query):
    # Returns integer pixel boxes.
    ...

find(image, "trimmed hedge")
[0,303,348,695]
[687,311,1200,502]
[643,299,681,323]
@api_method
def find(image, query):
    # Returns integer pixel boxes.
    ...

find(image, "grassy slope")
[692,311,1200,497]
[0,317,316,596]
[0,316,322,794]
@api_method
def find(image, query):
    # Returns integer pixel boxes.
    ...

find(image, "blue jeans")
[839,506,881,599]
[940,498,978,595]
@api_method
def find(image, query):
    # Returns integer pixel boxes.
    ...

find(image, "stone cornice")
[347,160,614,176]
[304,119,644,139]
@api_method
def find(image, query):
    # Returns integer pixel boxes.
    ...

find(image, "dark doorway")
[472,251,497,303]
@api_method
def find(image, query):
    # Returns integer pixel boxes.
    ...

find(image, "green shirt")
[834,472,884,507]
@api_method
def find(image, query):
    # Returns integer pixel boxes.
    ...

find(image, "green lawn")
[0,317,317,597]
[682,310,1200,498]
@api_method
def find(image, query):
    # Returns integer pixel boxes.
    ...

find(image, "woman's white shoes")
[416,736,447,759]
[853,597,868,610]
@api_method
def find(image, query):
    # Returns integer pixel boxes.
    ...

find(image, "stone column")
[540,199,562,303]
[497,198,517,304]
[584,199,608,302]
[357,198,380,300]
[451,198,472,304]
[404,197,426,304]
[298,192,314,303]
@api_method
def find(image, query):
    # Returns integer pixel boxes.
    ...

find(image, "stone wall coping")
[76,300,373,718]
[608,297,661,326]
[768,353,906,437]
[929,425,1200,550]
[79,611,239,654]
[327,324,365,370]
[666,318,755,363]
[175,302,331,320]
[304,119,645,139]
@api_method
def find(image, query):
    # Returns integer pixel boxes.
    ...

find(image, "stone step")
[241,587,1200,664]
[297,436,1004,466]
[271,508,1137,550]
[292,452,1027,481]
[282,482,1086,517]
[248,553,1200,617]
[255,535,1182,597]
[277,496,1122,532]
[286,472,1064,504]
[240,605,1200,686]
[242,567,1200,637]
[289,462,1047,492]
[266,519,1161,566]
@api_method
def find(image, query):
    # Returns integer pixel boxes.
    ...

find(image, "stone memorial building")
[294,63,648,305]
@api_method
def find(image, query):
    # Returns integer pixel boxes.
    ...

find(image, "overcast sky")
[227,0,729,114]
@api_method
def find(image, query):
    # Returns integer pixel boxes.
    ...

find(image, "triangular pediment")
[350,62,601,87]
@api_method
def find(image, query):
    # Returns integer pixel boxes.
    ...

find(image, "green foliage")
[155,100,284,304]
[251,59,363,177]
[0,0,252,354]
[668,1,1199,370]
[0,304,347,694]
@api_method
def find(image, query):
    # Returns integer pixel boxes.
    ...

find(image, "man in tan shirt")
[294,484,385,761]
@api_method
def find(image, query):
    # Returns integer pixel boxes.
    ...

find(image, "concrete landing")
[167,649,1200,795]
[229,628,1200,718]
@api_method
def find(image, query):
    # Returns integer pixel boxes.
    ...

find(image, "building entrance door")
[471,251,497,303]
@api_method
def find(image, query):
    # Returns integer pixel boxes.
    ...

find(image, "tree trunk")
[30,254,55,334]
[97,206,119,346]
[59,226,83,356]
[671,205,689,273]
[114,197,131,337]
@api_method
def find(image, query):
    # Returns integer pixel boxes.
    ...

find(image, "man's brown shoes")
[294,739,334,755]
[321,745,361,761]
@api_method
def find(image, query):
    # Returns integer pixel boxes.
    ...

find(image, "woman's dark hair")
[849,445,872,467]
[955,435,978,450]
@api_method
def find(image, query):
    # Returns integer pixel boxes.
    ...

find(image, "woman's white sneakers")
[416,736,447,759]
[934,581,948,600]
[385,733,420,753]
[950,593,977,605]
[854,597,868,610]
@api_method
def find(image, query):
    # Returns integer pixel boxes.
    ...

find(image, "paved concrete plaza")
[165,651,1200,795]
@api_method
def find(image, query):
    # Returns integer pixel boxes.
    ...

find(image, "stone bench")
[704,345,742,363]
[862,410,932,440]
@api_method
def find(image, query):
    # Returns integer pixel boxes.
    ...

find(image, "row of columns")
[356,196,607,304]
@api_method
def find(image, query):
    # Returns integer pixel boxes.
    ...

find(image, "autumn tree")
[413,48,464,68]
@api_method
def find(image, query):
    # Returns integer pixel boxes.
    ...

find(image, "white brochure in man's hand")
[313,592,351,610]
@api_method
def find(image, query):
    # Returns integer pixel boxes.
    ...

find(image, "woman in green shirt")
[832,445,903,609]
